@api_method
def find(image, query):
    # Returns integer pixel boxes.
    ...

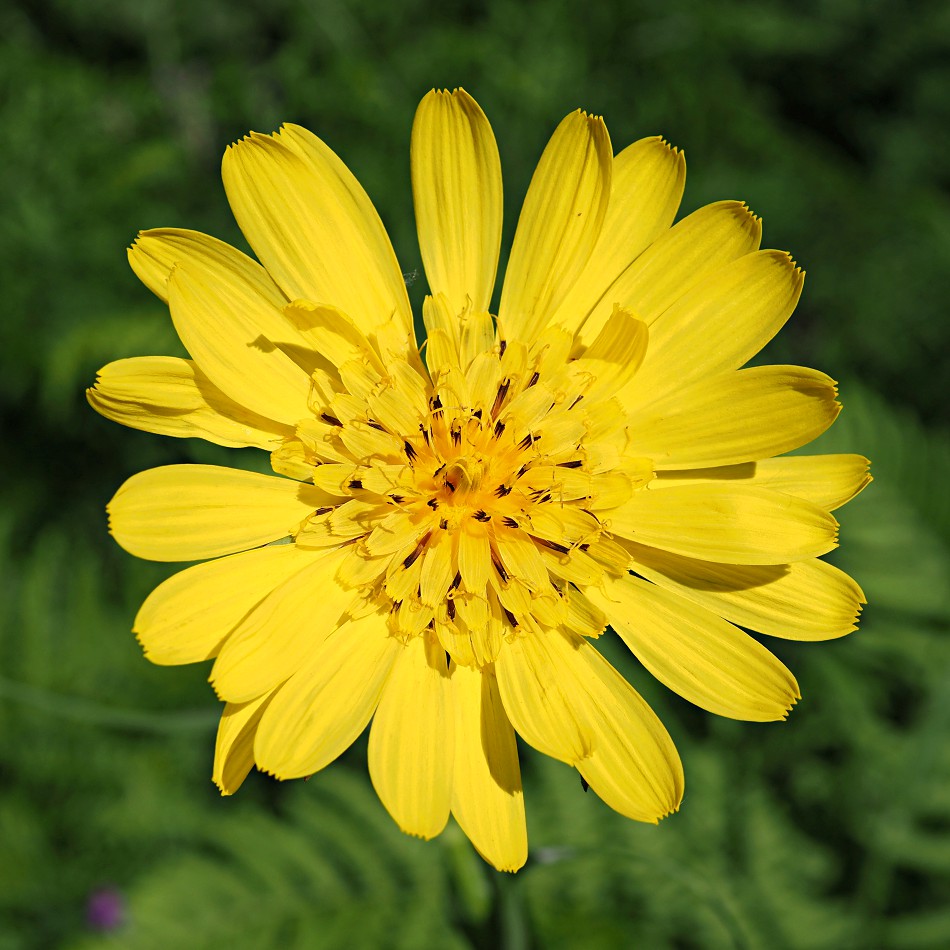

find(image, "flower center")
[282,327,648,665]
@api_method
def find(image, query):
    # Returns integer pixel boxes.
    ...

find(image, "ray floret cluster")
[89,88,869,871]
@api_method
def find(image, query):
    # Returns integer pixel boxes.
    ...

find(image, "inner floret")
[280,304,651,667]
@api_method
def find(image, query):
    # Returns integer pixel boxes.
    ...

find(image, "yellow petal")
[213,692,276,795]
[134,544,318,665]
[222,127,412,336]
[167,263,312,425]
[210,548,354,703]
[620,251,805,408]
[450,663,527,872]
[498,110,612,345]
[525,630,683,822]
[625,541,865,640]
[568,307,649,404]
[578,200,762,347]
[88,357,292,449]
[282,300,384,374]
[653,454,872,512]
[549,136,685,334]
[628,366,841,470]
[368,633,453,839]
[108,464,328,562]
[128,227,285,307]
[599,576,800,721]
[254,610,399,778]
[495,632,592,763]
[609,482,838,564]
[411,89,502,314]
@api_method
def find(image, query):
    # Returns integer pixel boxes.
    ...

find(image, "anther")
[492,379,510,417]
[348,479,363,490]
[403,531,432,568]
[404,440,417,462]
[473,510,491,522]
[321,412,342,426]
[493,419,506,439]
[314,506,333,516]
[426,498,439,510]
[526,371,540,388]
[558,459,583,468]
[501,516,519,528]
[494,484,512,497]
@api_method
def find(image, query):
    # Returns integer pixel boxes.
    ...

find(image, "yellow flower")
[89,88,870,872]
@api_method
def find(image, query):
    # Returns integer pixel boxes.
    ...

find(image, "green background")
[2,0,949,946]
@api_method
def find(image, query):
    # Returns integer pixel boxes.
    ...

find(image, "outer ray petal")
[213,691,277,795]
[624,541,866,640]
[498,110,612,345]
[578,199,762,346]
[368,633,453,840]
[495,631,593,764]
[620,251,805,407]
[166,263,313,426]
[497,630,682,819]
[254,611,399,779]
[87,357,292,449]
[549,135,685,334]
[128,227,286,306]
[108,464,329,562]
[210,548,354,703]
[134,544,319,665]
[627,366,841,469]
[411,88,502,315]
[222,127,412,336]
[594,576,801,720]
[607,483,838,564]
[450,664,527,872]
[653,454,872,512]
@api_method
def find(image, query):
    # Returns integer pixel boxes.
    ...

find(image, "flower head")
[90,89,869,871]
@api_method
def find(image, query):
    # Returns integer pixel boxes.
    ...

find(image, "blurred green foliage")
[1,0,948,946]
